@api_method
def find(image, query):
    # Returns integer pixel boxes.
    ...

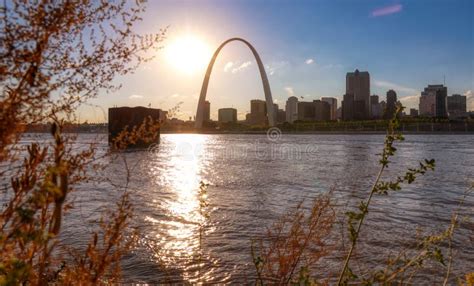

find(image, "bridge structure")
[195,38,275,128]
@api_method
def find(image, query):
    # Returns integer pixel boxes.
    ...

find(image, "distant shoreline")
[164,131,474,135]
[24,130,474,135]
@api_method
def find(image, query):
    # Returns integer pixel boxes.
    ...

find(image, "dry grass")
[252,193,335,285]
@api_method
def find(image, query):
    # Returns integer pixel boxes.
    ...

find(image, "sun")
[165,35,212,75]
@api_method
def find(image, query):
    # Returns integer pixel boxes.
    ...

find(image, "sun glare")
[165,35,212,75]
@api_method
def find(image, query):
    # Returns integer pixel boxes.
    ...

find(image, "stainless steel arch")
[195,38,275,128]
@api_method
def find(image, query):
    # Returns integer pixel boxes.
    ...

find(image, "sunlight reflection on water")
[144,134,219,282]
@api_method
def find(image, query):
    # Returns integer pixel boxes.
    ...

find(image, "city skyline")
[77,0,473,122]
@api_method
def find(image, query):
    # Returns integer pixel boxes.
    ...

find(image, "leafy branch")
[337,104,436,285]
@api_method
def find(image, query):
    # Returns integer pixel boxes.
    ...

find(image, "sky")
[80,0,474,122]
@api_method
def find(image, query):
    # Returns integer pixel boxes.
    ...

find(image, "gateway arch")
[195,38,275,128]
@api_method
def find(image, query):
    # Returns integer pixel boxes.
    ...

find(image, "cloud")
[371,4,403,17]
[284,86,295,97]
[223,61,233,72]
[232,61,252,73]
[129,94,143,99]
[265,61,288,75]
[171,93,180,98]
[399,94,419,109]
[305,58,314,65]
[374,80,418,95]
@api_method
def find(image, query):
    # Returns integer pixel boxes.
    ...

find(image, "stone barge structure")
[108,106,161,149]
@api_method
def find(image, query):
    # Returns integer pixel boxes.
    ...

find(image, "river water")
[19,133,474,283]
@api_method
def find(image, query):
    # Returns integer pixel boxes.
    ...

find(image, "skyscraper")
[203,100,211,122]
[346,69,370,120]
[385,89,397,119]
[419,85,448,118]
[285,96,299,123]
[321,97,337,120]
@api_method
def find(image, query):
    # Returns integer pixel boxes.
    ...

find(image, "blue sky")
[81,0,473,122]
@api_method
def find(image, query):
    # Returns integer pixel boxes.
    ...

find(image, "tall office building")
[321,97,337,120]
[285,96,299,123]
[249,99,267,125]
[346,69,370,119]
[385,89,397,119]
[203,100,211,121]
[447,94,467,116]
[218,108,237,123]
[419,85,448,118]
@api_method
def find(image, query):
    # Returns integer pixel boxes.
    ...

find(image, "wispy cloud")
[232,61,252,73]
[371,4,403,17]
[225,61,252,73]
[305,58,314,65]
[223,61,233,72]
[285,86,295,97]
[129,94,143,99]
[374,80,418,95]
[265,61,288,76]
[320,63,344,70]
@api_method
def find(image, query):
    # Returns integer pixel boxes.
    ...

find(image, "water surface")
[41,133,474,283]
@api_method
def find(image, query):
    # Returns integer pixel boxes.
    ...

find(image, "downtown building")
[410,108,419,117]
[247,99,268,125]
[203,100,211,122]
[370,95,384,119]
[342,69,371,120]
[273,104,286,124]
[385,89,397,119]
[447,94,467,117]
[419,84,448,118]
[285,96,299,123]
[321,97,338,120]
[218,108,237,123]
[297,100,330,121]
